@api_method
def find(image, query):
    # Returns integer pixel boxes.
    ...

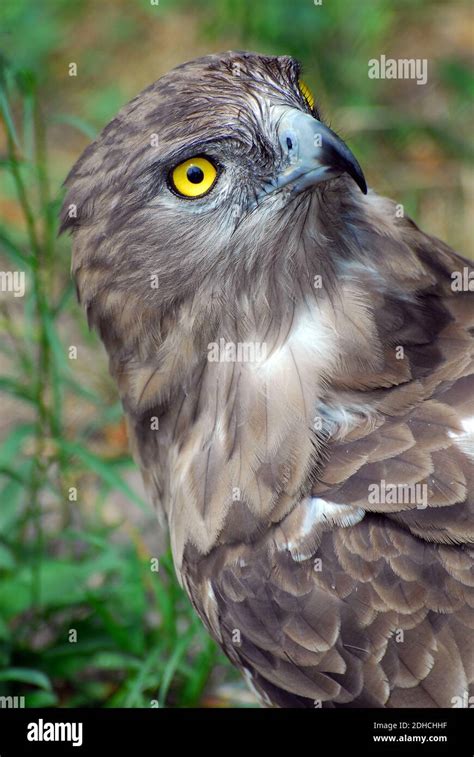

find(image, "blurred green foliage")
[0,0,472,709]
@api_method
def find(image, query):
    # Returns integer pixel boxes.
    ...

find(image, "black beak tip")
[357,173,368,195]
[347,160,368,195]
[325,136,368,195]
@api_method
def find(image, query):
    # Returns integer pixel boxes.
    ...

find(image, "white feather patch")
[280,497,365,562]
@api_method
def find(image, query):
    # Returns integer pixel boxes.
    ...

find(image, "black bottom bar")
[0,707,471,755]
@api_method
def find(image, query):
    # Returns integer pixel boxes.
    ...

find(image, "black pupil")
[187,165,204,184]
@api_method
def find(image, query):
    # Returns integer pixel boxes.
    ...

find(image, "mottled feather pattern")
[61,51,473,707]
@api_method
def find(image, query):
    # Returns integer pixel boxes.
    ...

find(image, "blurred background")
[0,0,472,708]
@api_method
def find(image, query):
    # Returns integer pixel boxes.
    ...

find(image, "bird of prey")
[60,52,474,708]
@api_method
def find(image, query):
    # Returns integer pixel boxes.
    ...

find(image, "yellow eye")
[298,78,315,111]
[170,156,218,198]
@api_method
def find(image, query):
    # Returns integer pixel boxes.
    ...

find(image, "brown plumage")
[60,52,474,708]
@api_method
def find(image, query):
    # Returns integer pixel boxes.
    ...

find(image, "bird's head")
[61,52,368,356]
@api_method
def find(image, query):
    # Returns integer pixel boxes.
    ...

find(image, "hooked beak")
[263,107,367,197]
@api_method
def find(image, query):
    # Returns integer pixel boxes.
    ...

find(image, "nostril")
[286,137,293,150]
